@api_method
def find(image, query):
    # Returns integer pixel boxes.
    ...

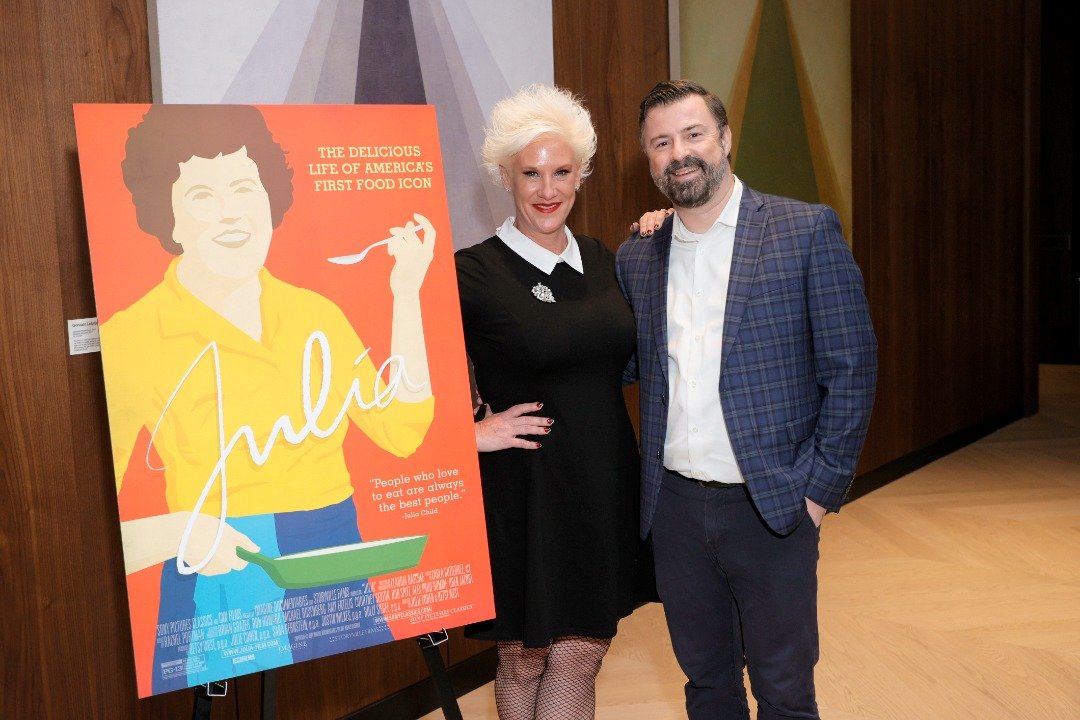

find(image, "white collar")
[495,217,583,274]
[673,175,744,243]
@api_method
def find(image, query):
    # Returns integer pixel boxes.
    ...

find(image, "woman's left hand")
[475,402,551,452]
[388,212,436,296]
[630,207,674,236]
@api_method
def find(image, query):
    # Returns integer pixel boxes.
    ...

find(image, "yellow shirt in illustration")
[100,259,435,517]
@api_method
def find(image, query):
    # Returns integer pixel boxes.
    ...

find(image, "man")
[617,80,877,719]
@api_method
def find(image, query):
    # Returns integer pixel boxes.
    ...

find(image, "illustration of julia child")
[100,104,436,693]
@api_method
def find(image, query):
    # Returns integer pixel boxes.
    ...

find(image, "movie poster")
[73,103,493,697]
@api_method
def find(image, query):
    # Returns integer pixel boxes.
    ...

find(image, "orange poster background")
[73,104,493,697]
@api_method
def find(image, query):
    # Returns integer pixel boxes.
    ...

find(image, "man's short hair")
[638,80,729,146]
[122,105,294,254]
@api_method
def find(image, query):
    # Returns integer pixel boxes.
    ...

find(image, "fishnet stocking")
[535,636,610,720]
[495,641,549,720]
[494,636,611,720]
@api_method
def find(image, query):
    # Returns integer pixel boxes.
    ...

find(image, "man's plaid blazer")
[616,185,877,537]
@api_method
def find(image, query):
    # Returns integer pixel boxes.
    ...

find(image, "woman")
[457,84,642,720]
[103,104,435,692]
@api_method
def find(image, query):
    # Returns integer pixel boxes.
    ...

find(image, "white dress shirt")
[664,176,745,483]
[495,217,583,274]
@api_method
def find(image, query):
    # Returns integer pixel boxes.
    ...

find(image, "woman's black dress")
[456,234,641,647]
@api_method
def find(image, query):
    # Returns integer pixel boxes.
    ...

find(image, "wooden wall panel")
[0,1,182,718]
[851,0,1038,473]
[0,1,668,717]
[553,0,673,251]
[850,0,927,469]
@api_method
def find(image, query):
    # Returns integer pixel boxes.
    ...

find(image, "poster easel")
[191,632,462,720]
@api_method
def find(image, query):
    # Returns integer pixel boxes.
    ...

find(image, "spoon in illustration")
[327,236,394,265]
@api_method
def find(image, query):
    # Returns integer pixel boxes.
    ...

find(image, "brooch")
[531,282,556,303]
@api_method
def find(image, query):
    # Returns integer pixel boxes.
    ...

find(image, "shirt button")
[695,290,703,297]
[694,335,702,342]
[691,381,698,388]
[691,427,698,434]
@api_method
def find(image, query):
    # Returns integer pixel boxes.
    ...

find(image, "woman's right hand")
[630,208,674,236]
[475,402,552,452]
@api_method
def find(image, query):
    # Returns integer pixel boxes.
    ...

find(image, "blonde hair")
[481,84,597,185]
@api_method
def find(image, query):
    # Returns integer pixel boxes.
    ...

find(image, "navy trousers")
[652,470,820,720]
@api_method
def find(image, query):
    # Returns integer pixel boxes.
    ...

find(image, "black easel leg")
[192,686,213,720]
[262,669,278,720]
[192,681,227,720]
[417,631,463,720]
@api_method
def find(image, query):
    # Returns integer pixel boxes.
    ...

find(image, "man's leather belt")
[665,468,743,488]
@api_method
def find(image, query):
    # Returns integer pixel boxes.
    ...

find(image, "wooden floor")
[422,365,1080,719]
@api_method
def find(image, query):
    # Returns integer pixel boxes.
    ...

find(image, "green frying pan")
[236,535,427,590]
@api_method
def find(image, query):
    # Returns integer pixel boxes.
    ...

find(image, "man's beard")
[652,155,727,208]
